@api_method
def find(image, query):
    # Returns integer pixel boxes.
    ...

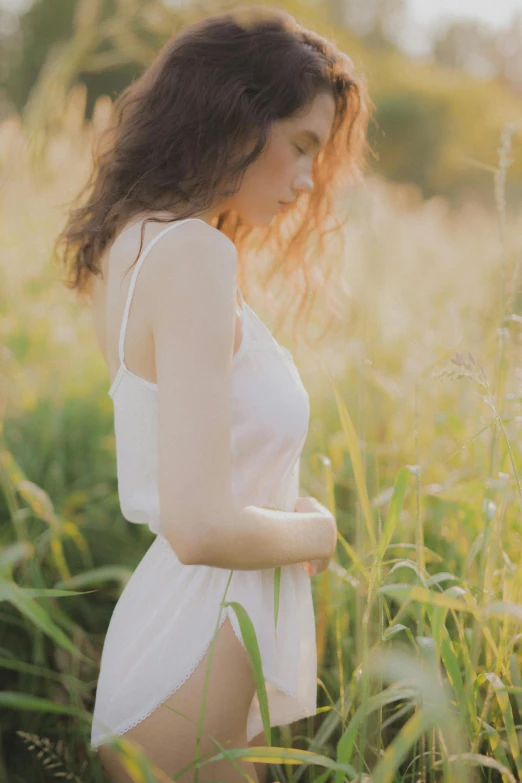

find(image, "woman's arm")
[177,502,336,570]
[145,220,335,570]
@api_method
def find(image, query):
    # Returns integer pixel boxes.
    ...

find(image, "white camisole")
[90,218,316,749]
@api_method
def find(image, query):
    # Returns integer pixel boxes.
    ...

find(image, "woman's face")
[223,90,337,226]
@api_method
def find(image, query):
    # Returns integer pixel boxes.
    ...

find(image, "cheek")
[262,146,292,184]
[239,138,292,198]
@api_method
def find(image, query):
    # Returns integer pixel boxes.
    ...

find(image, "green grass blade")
[329,375,376,549]
[0,579,92,663]
[223,601,272,746]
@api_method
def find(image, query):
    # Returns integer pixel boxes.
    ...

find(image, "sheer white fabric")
[90,218,315,749]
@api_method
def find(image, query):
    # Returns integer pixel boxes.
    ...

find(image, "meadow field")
[1,85,522,782]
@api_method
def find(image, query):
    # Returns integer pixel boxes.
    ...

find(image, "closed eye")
[294,144,306,156]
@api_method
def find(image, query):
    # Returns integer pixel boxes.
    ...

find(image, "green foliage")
[1,0,142,117]
[369,91,451,196]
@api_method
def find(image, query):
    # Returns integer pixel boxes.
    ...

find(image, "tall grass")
[1,88,522,782]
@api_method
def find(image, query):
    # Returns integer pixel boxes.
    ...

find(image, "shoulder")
[139,218,237,294]
[140,220,238,319]
[142,218,237,269]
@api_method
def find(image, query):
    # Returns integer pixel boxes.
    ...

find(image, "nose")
[292,172,314,196]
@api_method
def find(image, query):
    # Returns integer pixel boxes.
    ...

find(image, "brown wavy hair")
[55,5,375,348]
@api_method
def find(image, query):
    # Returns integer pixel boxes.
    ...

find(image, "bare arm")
[184,502,337,570]
[147,220,335,569]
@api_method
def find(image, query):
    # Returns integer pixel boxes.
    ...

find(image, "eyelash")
[294,144,306,156]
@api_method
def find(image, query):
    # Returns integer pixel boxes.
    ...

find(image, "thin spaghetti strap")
[117,218,200,365]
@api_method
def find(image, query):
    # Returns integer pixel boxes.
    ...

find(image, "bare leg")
[97,615,259,782]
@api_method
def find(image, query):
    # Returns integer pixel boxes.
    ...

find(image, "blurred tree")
[6,0,183,162]
[0,7,24,119]
[432,13,522,95]
[0,0,155,121]
[433,19,499,81]
[369,91,450,197]
[308,0,409,51]
[1,0,77,114]
[488,12,522,94]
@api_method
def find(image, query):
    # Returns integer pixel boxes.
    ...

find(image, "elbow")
[179,537,208,566]
[165,532,207,565]
[162,503,241,566]
[161,516,214,565]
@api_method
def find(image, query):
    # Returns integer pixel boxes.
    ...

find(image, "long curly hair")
[55,5,375,347]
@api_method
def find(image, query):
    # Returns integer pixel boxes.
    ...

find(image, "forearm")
[172,503,334,570]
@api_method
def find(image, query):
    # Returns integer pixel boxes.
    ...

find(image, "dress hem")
[90,603,310,752]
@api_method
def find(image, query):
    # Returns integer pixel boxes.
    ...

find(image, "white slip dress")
[90,218,316,750]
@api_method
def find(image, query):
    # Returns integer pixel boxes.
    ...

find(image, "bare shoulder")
[139,219,238,298]
[140,219,239,366]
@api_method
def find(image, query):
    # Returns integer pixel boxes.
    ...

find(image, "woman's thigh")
[97,614,259,782]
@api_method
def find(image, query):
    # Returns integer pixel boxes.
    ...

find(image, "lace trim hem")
[90,604,301,751]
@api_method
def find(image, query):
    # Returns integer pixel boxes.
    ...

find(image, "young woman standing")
[57,6,371,781]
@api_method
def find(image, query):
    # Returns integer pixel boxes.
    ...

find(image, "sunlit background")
[1,0,522,781]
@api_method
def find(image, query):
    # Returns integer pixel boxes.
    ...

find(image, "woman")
[56,6,371,781]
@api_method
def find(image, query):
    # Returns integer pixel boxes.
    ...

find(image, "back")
[96,217,239,391]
